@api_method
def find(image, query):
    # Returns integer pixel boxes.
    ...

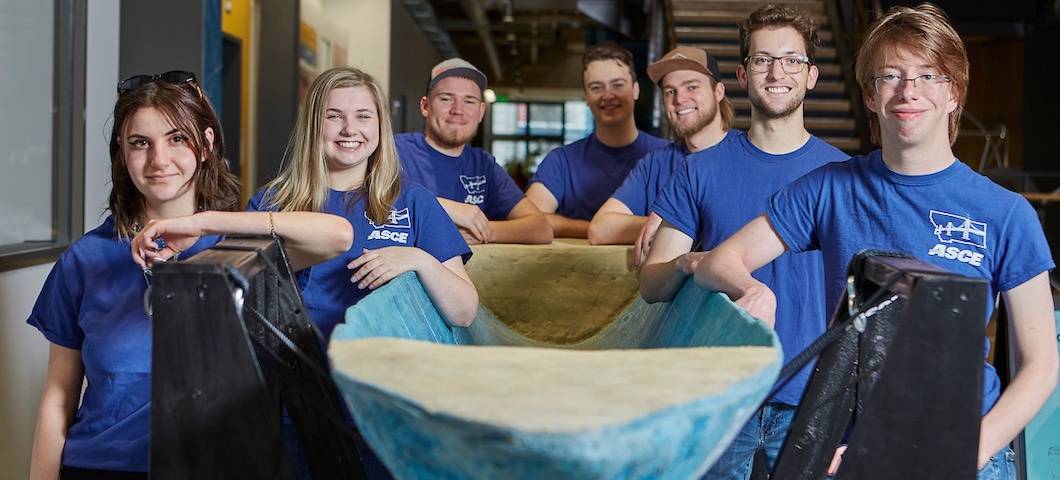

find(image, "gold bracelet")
[267,211,276,237]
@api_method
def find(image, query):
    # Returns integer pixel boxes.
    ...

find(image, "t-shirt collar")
[868,149,965,186]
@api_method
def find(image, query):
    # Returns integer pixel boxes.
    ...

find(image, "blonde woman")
[250,66,478,341]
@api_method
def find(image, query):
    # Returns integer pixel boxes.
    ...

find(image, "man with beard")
[587,46,739,267]
[696,5,1057,478]
[526,43,668,238]
[639,5,847,478]
[396,58,553,244]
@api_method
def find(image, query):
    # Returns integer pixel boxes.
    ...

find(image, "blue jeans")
[704,402,798,479]
[976,447,1017,480]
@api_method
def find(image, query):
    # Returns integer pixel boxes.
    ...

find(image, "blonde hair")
[265,67,401,224]
[855,3,969,146]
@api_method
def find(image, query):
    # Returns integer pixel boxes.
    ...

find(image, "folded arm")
[693,215,787,326]
[487,198,553,244]
[638,221,698,303]
[132,211,354,272]
[588,198,645,245]
[349,248,479,327]
[526,183,589,238]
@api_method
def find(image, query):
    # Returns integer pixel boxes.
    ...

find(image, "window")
[0,0,84,271]
[489,100,592,181]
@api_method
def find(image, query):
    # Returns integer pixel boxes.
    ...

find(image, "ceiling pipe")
[400,0,459,59]
[460,0,505,81]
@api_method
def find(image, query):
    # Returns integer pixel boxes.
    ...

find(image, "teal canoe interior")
[328,242,783,479]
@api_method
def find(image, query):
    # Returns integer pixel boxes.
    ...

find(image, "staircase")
[670,0,865,153]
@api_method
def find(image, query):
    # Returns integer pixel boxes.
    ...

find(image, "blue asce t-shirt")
[27,216,221,472]
[396,132,525,220]
[653,134,849,405]
[612,129,743,216]
[767,151,1054,414]
[248,183,471,340]
[530,131,668,220]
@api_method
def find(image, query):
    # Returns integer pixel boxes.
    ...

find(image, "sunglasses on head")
[117,70,198,94]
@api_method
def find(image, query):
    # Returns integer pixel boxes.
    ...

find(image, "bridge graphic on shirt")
[365,208,411,229]
[460,175,487,194]
[930,210,986,249]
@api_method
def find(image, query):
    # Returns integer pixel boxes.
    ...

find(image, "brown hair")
[855,3,968,146]
[265,67,401,225]
[739,4,820,63]
[582,42,637,83]
[108,82,240,238]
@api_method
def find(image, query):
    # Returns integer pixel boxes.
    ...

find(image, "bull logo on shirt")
[365,208,411,244]
[460,175,487,205]
[927,210,987,267]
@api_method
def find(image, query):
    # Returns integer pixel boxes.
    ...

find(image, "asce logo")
[927,210,986,267]
[365,208,411,243]
[930,210,986,248]
[460,175,487,204]
[365,208,411,229]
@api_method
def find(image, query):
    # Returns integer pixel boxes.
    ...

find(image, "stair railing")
[826,0,882,152]
[960,110,1010,172]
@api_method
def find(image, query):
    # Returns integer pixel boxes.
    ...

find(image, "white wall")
[301,0,391,93]
[0,1,119,477]
[0,262,55,476]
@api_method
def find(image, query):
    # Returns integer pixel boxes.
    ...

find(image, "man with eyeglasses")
[586,46,740,267]
[396,58,552,244]
[637,6,847,477]
[526,42,668,238]
[694,4,1056,479]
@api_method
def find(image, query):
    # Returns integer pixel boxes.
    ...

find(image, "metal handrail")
[826,0,881,151]
[960,110,1010,172]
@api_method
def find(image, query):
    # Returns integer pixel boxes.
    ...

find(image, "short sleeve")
[651,162,699,239]
[27,254,85,349]
[245,188,275,212]
[994,197,1054,292]
[766,167,827,253]
[410,187,473,264]
[611,153,652,216]
[484,161,524,220]
[529,149,567,205]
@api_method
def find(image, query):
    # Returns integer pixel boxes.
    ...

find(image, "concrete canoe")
[329,242,782,479]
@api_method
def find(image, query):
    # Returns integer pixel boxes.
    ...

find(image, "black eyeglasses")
[117,70,198,94]
[744,54,812,74]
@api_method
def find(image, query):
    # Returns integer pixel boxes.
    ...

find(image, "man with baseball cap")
[588,45,739,268]
[526,42,668,238]
[639,5,849,478]
[396,58,552,244]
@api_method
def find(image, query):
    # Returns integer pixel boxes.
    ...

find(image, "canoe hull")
[331,271,780,479]
[333,359,772,479]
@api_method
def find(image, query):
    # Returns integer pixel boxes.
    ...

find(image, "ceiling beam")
[460,0,504,81]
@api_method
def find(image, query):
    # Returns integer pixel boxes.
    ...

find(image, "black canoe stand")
[767,251,989,479]
[149,237,365,479]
